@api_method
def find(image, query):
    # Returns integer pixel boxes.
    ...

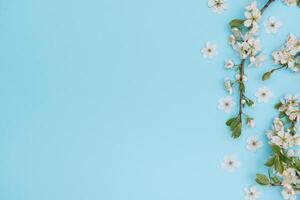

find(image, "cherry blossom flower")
[207,0,228,14]
[244,2,261,32]
[218,96,236,113]
[264,16,282,34]
[282,0,298,6]
[244,186,261,200]
[282,185,297,200]
[224,59,234,69]
[255,86,272,103]
[201,42,217,59]
[246,136,263,152]
[221,155,240,172]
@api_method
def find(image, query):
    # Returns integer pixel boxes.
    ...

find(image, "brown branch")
[271,183,282,186]
[239,59,246,123]
[261,0,276,14]
[270,65,286,73]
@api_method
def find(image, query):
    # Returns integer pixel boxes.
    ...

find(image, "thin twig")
[261,0,276,14]
[270,65,287,73]
[239,59,246,123]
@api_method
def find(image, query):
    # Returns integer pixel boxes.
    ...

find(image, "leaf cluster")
[226,117,242,138]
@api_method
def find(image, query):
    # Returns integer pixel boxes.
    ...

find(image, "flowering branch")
[262,34,300,81]
[224,0,276,138]
[256,96,300,200]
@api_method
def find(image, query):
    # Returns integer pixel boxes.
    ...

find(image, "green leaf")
[279,153,291,164]
[274,156,284,174]
[297,0,300,7]
[226,117,237,126]
[255,174,270,185]
[271,176,281,184]
[294,159,300,171]
[274,102,282,110]
[290,126,297,136]
[245,98,254,107]
[229,19,245,29]
[227,117,242,138]
[279,112,285,118]
[295,63,300,69]
[271,145,281,154]
[230,117,240,131]
[232,123,242,138]
[262,71,272,81]
[240,82,245,93]
[265,156,275,167]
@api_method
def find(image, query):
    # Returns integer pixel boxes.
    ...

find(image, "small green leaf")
[255,174,270,185]
[240,82,245,93]
[271,176,281,184]
[230,118,240,131]
[294,159,300,171]
[229,19,245,29]
[274,156,284,174]
[271,145,281,154]
[279,112,285,118]
[290,126,297,136]
[297,0,300,7]
[279,153,291,164]
[245,98,254,107]
[265,156,275,167]
[226,117,237,126]
[262,71,272,81]
[232,123,242,138]
[274,102,282,110]
[227,117,242,138]
[295,63,300,69]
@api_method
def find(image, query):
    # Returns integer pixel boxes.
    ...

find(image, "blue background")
[0,0,300,199]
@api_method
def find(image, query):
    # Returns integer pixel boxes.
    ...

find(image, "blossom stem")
[261,0,276,14]
[270,65,287,73]
[271,183,282,186]
[239,59,246,122]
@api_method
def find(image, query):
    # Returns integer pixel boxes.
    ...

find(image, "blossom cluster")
[263,34,300,80]
[282,0,300,6]
[256,96,300,200]
[277,95,300,124]
[273,34,300,72]
[228,2,264,65]
[268,117,300,149]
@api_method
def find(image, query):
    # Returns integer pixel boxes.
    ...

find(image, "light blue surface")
[0,0,300,199]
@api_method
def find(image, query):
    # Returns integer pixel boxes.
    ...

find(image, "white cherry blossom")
[244,2,261,31]
[218,96,236,113]
[282,0,298,6]
[264,16,282,34]
[202,42,217,59]
[221,155,240,172]
[246,136,263,152]
[244,186,261,200]
[208,0,228,14]
[255,86,272,103]
[282,185,297,200]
